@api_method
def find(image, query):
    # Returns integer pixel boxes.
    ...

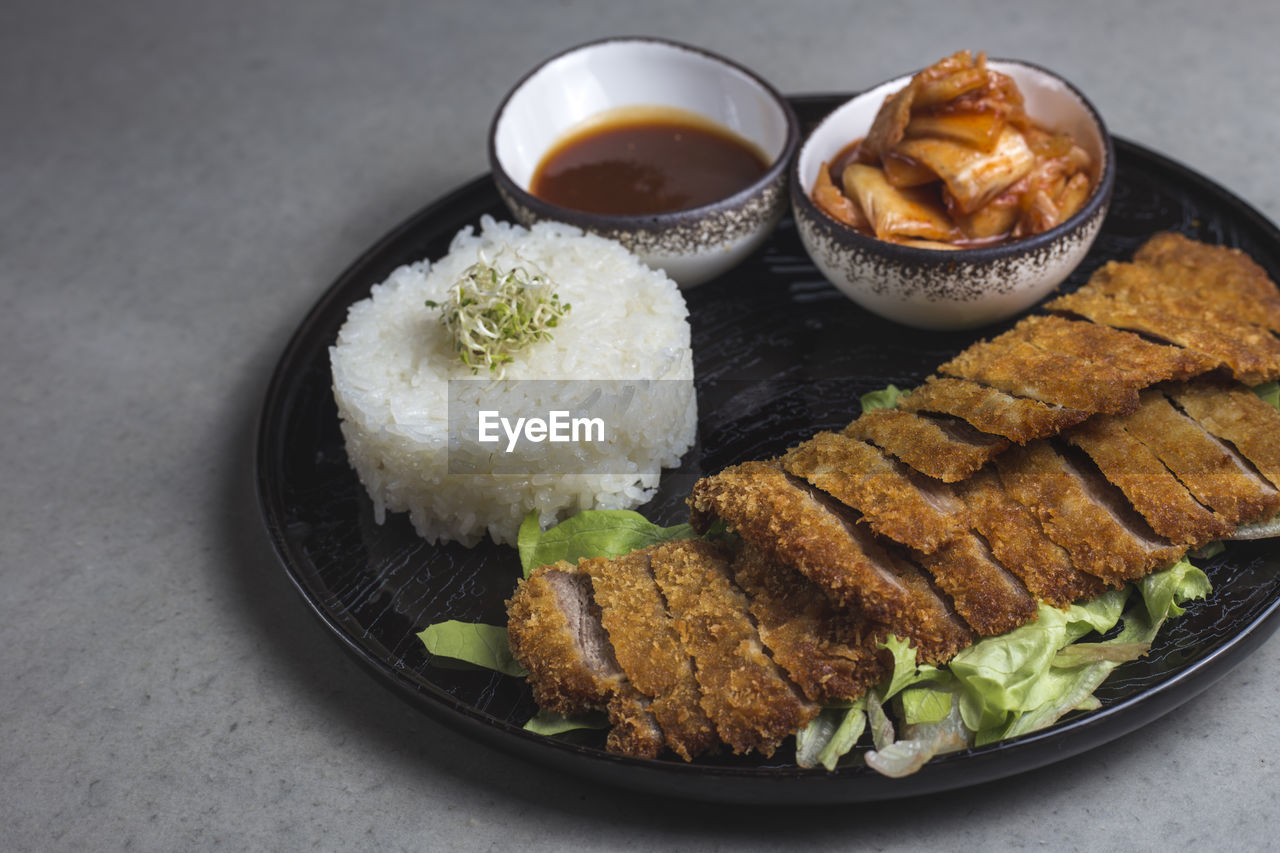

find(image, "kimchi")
[813,51,1095,249]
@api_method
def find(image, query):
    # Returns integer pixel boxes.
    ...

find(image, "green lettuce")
[804,559,1211,770]
[416,620,527,676]
[1140,557,1212,624]
[948,590,1128,736]
[523,708,607,736]
[1252,380,1280,410]
[975,559,1208,744]
[795,699,867,771]
[860,384,906,412]
[517,510,693,578]
[877,634,934,701]
[899,685,956,726]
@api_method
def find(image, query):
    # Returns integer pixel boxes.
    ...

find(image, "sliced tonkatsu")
[936,325,1146,414]
[583,550,718,761]
[955,468,1108,607]
[1167,380,1280,490]
[843,408,1009,482]
[1066,412,1234,546]
[1010,314,1216,381]
[1131,232,1280,332]
[898,376,1091,443]
[648,539,819,757]
[777,431,1036,634]
[506,563,666,757]
[778,431,968,553]
[688,460,974,663]
[912,532,1038,636]
[993,442,1187,586]
[1120,389,1280,526]
[728,543,890,703]
[1047,262,1280,385]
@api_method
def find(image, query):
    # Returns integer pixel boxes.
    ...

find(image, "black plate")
[256,94,1280,804]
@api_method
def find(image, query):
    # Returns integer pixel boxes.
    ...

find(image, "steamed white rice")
[329,216,696,547]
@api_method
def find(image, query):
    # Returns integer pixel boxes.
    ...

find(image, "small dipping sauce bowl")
[490,37,799,287]
[791,59,1115,330]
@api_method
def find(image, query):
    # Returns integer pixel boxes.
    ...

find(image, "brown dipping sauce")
[530,106,771,216]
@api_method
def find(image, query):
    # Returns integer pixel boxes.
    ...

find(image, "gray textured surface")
[4,1,1280,850]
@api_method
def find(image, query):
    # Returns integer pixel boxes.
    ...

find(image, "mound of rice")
[330,216,697,547]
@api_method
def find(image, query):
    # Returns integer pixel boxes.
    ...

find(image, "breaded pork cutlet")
[843,408,1009,482]
[1010,315,1216,382]
[583,550,717,761]
[1132,232,1280,333]
[511,234,1280,763]
[937,325,1146,415]
[1119,390,1280,526]
[778,431,967,553]
[728,543,890,703]
[1066,414,1234,546]
[913,533,1038,636]
[994,442,1187,586]
[688,461,973,663]
[955,468,1108,607]
[899,376,1091,443]
[777,431,1036,635]
[1047,262,1280,385]
[648,539,819,757]
[1168,380,1280,490]
[506,564,665,757]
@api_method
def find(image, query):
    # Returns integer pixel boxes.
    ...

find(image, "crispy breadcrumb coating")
[584,550,717,761]
[648,539,819,757]
[688,461,973,663]
[955,468,1108,607]
[844,409,1008,482]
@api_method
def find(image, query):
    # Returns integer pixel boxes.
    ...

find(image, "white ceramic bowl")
[490,37,799,287]
[792,59,1115,330]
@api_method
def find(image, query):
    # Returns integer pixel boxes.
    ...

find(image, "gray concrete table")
[4,1,1278,849]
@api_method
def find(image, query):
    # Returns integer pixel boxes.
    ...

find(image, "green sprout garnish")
[425,247,570,377]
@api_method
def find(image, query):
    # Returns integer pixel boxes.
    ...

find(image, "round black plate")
[256,94,1280,804]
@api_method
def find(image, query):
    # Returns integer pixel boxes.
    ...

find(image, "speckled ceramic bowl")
[490,37,799,287]
[792,59,1115,330]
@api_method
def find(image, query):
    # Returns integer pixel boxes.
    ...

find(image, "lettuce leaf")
[865,688,971,778]
[1139,557,1212,624]
[517,510,693,578]
[900,685,956,725]
[947,591,1130,736]
[1252,380,1280,411]
[795,698,867,771]
[417,620,527,676]
[986,558,1210,744]
[877,635,925,701]
[860,384,906,413]
[523,708,607,736]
